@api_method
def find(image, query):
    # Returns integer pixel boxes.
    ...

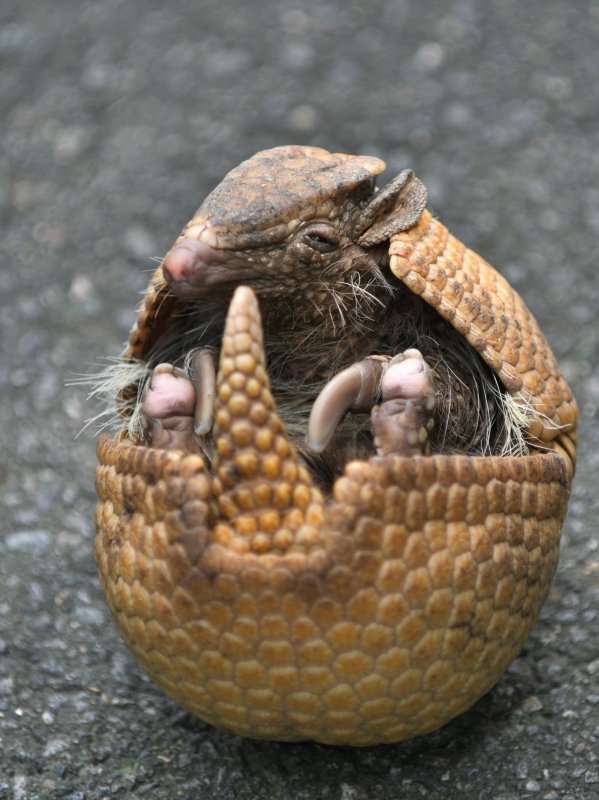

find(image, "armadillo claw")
[305,356,389,453]
[185,347,217,436]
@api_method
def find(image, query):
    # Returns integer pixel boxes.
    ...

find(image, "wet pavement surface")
[1,1,598,798]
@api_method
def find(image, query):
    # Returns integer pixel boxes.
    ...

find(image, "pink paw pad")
[141,364,198,452]
[143,364,196,419]
[381,349,432,402]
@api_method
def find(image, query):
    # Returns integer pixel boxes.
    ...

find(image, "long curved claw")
[185,347,217,435]
[305,357,388,453]
[305,349,437,458]
[212,286,323,556]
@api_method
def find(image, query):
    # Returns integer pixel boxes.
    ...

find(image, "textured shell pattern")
[95,149,578,746]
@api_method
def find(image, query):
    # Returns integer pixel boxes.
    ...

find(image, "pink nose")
[162,238,220,287]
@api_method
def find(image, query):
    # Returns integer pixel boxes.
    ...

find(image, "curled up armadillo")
[94,146,578,745]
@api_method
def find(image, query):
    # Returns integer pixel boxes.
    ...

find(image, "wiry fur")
[84,161,536,480]
[72,359,148,438]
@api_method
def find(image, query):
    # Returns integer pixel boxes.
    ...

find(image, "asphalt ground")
[1,0,598,798]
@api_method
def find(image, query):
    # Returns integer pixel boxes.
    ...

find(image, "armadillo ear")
[355,170,428,246]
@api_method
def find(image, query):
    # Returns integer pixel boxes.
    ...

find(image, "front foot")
[141,363,198,452]
[306,349,436,458]
[141,347,217,453]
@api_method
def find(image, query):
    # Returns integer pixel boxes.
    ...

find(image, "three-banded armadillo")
[94,146,577,745]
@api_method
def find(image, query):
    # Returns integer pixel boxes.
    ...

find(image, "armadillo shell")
[389,212,577,448]
[95,208,578,745]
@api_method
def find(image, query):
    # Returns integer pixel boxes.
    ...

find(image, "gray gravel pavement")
[1,1,598,798]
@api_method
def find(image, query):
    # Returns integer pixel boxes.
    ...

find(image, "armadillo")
[95,145,578,745]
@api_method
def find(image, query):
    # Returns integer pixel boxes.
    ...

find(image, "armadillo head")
[184,145,387,250]
[160,146,427,300]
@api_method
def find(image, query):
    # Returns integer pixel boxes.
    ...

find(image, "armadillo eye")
[302,224,339,253]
